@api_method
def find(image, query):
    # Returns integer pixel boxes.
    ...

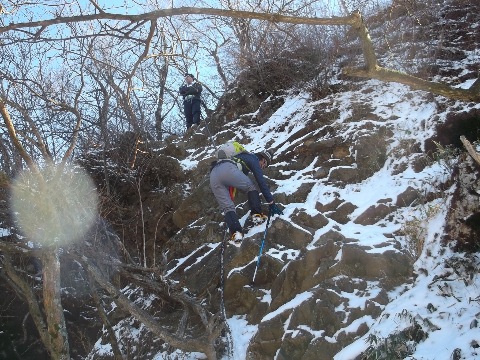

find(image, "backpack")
[216,140,247,160]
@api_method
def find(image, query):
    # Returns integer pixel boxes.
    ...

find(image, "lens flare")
[11,164,98,247]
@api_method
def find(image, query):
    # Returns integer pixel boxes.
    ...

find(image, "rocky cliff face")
[84,90,475,358]
[162,89,419,359]
[75,2,480,358]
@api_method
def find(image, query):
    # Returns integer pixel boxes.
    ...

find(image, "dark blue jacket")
[234,152,274,203]
[179,82,202,101]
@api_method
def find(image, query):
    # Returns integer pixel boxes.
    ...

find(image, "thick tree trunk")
[343,11,480,102]
[344,65,480,102]
[42,249,70,360]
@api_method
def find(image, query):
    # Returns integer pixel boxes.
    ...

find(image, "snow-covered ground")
[172,79,480,359]
[87,74,480,359]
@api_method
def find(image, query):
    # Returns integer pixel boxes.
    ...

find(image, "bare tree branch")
[0,7,357,35]
[0,98,38,171]
[87,271,124,360]
[2,100,53,161]
[4,7,478,103]
[89,0,105,14]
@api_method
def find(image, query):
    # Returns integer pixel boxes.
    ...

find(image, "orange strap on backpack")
[229,186,236,200]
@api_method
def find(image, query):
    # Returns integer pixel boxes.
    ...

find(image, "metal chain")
[219,227,234,358]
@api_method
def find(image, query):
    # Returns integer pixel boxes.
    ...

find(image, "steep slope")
[165,85,449,360]
[83,1,480,359]
[158,2,480,359]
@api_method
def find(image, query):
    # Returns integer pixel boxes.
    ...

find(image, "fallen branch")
[460,135,480,166]
[79,254,221,359]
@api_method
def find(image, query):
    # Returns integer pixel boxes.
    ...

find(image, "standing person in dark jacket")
[210,149,282,243]
[179,73,202,130]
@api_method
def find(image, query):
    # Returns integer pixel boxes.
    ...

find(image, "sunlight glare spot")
[11,164,98,247]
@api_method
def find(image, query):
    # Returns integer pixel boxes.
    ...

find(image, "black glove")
[269,202,284,216]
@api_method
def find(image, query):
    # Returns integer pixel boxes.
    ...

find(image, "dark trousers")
[184,99,201,128]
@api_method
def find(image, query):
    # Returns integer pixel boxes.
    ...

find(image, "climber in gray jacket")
[210,149,282,243]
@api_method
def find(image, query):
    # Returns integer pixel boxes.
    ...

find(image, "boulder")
[247,313,292,360]
[327,201,358,224]
[396,186,420,207]
[291,210,329,231]
[268,218,314,249]
[354,203,396,225]
[339,245,413,285]
[328,166,361,183]
[301,337,343,360]
[269,241,338,311]
[353,126,390,180]
[275,330,314,360]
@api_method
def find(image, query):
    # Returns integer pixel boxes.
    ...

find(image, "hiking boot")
[251,213,268,225]
[230,231,243,244]
[183,126,194,138]
[225,211,242,234]
[244,213,268,230]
